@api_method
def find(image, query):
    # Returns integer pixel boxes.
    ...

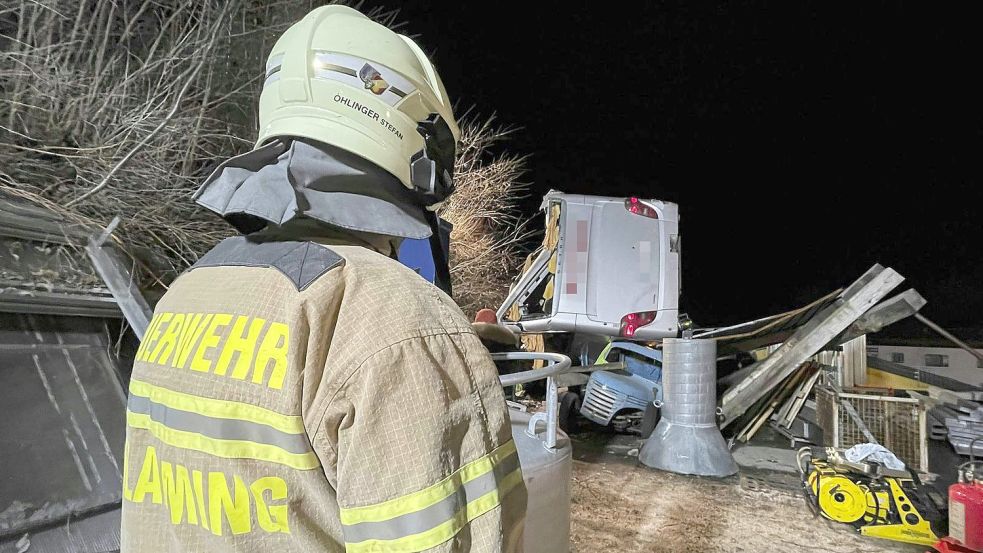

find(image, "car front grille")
[581,379,623,422]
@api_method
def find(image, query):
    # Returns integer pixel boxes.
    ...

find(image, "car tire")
[639,401,661,439]
[558,391,581,434]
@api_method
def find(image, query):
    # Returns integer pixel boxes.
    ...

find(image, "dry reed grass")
[0,0,527,314]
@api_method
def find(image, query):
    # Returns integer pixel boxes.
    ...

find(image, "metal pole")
[914,313,983,366]
[545,374,558,449]
[86,216,153,339]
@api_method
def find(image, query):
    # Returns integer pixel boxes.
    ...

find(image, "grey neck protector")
[194,139,433,240]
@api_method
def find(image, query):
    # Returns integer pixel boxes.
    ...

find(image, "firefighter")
[120,6,526,552]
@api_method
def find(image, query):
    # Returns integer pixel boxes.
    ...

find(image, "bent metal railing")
[492,352,623,451]
[492,352,571,451]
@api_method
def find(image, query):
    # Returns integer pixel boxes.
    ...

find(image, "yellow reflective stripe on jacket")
[339,439,517,525]
[125,379,319,470]
[126,412,321,470]
[340,440,522,552]
[128,378,305,434]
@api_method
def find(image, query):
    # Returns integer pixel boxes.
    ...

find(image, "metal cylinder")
[638,338,738,477]
[510,409,571,553]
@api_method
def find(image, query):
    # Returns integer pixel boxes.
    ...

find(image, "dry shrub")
[0,0,527,313]
[440,115,530,317]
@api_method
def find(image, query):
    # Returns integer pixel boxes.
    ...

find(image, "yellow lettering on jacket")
[149,314,185,365]
[132,445,162,504]
[139,312,172,362]
[161,461,198,525]
[122,440,133,501]
[190,313,232,373]
[251,476,290,534]
[208,472,251,536]
[216,316,266,379]
[135,311,290,390]
[174,313,211,368]
[254,322,289,390]
[193,469,209,532]
[124,445,290,536]
[135,314,159,360]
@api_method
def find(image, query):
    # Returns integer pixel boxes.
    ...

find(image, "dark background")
[366,1,982,328]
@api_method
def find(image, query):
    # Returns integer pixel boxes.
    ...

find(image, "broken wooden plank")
[835,289,927,345]
[738,365,811,442]
[779,365,822,428]
[721,265,904,427]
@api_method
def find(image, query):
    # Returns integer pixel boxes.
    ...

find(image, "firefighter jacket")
[120,235,527,552]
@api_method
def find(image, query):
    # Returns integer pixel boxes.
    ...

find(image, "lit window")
[891,352,904,363]
[924,354,948,368]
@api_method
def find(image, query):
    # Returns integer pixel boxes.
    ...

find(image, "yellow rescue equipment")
[799,447,943,547]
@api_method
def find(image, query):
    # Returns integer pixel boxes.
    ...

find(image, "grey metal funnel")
[638,338,738,477]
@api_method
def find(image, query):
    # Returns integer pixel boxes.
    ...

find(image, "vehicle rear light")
[620,311,657,337]
[624,197,659,219]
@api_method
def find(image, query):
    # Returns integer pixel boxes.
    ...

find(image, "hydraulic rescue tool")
[797,447,945,547]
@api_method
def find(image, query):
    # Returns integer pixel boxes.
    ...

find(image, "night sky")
[364,2,983,328]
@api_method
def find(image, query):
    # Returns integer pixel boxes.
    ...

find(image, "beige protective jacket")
[120,236,526,552]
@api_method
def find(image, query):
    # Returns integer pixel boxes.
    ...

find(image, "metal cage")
[816,386,929,472]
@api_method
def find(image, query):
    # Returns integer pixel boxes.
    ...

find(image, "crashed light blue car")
[580,341,664,432]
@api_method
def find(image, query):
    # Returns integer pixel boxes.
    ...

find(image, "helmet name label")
[333,94,403,141]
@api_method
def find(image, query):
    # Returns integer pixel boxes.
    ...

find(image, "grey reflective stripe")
[310,51,417,107]
[263,54,284,87]
[316,63,356,77]
[265,53,284,75]
[127,395,312,455]
[342,451,521,544]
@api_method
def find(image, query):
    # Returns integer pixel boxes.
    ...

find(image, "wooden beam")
[721,265,904,427]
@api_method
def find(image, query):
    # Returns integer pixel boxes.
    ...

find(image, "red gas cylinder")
[948,461,983,552]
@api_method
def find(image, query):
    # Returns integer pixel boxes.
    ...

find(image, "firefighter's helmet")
[258,5,459,207]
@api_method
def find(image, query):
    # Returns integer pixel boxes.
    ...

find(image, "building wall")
[814,335,867,387]
[867,344,983,388]
[864,368,931,391]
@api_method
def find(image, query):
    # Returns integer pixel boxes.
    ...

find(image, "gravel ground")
[568,458,926,553]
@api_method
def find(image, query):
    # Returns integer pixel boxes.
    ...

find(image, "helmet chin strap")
[424,210,453,297]
[410,113,457,206]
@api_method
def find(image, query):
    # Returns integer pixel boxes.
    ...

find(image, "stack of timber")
[734,362,822,443]
[914,389,983,456]
[943,397,983,456]
[926,403,957,441]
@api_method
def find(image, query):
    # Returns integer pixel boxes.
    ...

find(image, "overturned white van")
[498,191,681,340]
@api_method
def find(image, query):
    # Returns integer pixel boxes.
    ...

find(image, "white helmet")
[258,5,459,206]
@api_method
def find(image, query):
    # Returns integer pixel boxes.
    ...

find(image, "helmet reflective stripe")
[310,52,417,108]
[264,53,285,86]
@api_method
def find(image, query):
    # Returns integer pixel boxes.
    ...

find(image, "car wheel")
[558,391,581,434]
